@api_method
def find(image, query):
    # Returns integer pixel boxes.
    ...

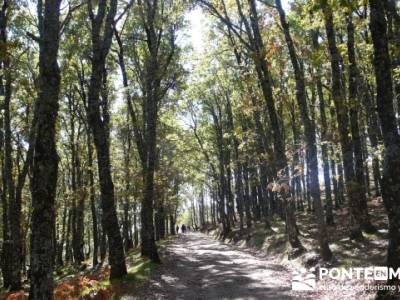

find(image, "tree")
[29,0,62,297]
[200,0,304,253]
[0,0,23,290]
[369,0,400,290]
[86,0,127,279]
[275,0,332,261]
[114,0,183,262]
[321,2,363,239]
[346,10,374,233]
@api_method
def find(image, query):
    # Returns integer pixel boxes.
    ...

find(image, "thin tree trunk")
[169,215,176,235]
[0,0,23,289]
[122,123,133,251]
[87,0,127,278]
[276,0,331,260]
[65,209,72,263]
[242,162,252,228]
[57,196,67,266]
[346,14,375,232]
[3,49,22,291]
[312,31,334,225]
[114,16,162,262]
[363,82,382,197]
[330,155,340,209]
[87,131,99,267]
[210,103,230,235]
[133,202,139,247]
[323,3,363,239]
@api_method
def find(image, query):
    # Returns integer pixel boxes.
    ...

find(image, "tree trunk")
[242,161,252,228]
[65,209,72,263]
[87,132,99,267]
[87,0,127,279]
[323,3,363,239]
[133,202,139,247]
[370,0,400,289]
[100,226,107,264]
[249,93,273,224]
[199,189,206,228]
[225,148,236,225]
[330,155,340,208]
[0,0,23,289]
[3,50,22,291]
[75,169,86,264]
[169,215,176,235]
[140,89,161,261]
[276,0,331,260]
[57,197,67,266]
[29,0,61,297]
[289,104,303,212]
[312,31,334,224]
[122,125,133,251]
[363,82,382,197]
[211,103,230,235]
[346,14,375,233]
[114,16,162,263]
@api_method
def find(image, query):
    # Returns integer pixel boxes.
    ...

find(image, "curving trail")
[129,232,311,300]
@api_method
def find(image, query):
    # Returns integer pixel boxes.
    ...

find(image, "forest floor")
[129,232,308,300]
[203,197,388,299]
[2,198,388,299]
[128,218,385,300]
[2,240,169,300]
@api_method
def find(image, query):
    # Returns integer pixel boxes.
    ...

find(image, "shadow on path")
[127,232,311,300]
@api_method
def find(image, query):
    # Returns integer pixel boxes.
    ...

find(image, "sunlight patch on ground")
[161,274,179,284]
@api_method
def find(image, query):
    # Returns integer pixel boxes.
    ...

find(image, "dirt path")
[128,232,310,300]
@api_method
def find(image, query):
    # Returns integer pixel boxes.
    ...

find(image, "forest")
[0,0,399,299]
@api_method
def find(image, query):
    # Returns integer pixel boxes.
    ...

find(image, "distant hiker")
[181,224,186,233]
[176,225,179,234]
[187,225,191,232]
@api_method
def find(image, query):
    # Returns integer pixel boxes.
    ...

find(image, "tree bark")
[87,0,127,279]
[362,81,382,197]
[226,97,244,230]
[312,30,334,225]
[29,0,61,297]
[65,209,72,263]
[3,41,22,292]
[322,3,363,239]
[370,0,400,289]
[242,161,252,228]
[122,124,134,251]
[133,202,139,247]
[276,0,331,260]
[87,131,99,267]
[0,0,24,289]
[210,102,230,235]
[346,14,375,233]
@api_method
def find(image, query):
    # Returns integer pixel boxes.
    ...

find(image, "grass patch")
[125,258,157,283]
[69,253,160,299]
